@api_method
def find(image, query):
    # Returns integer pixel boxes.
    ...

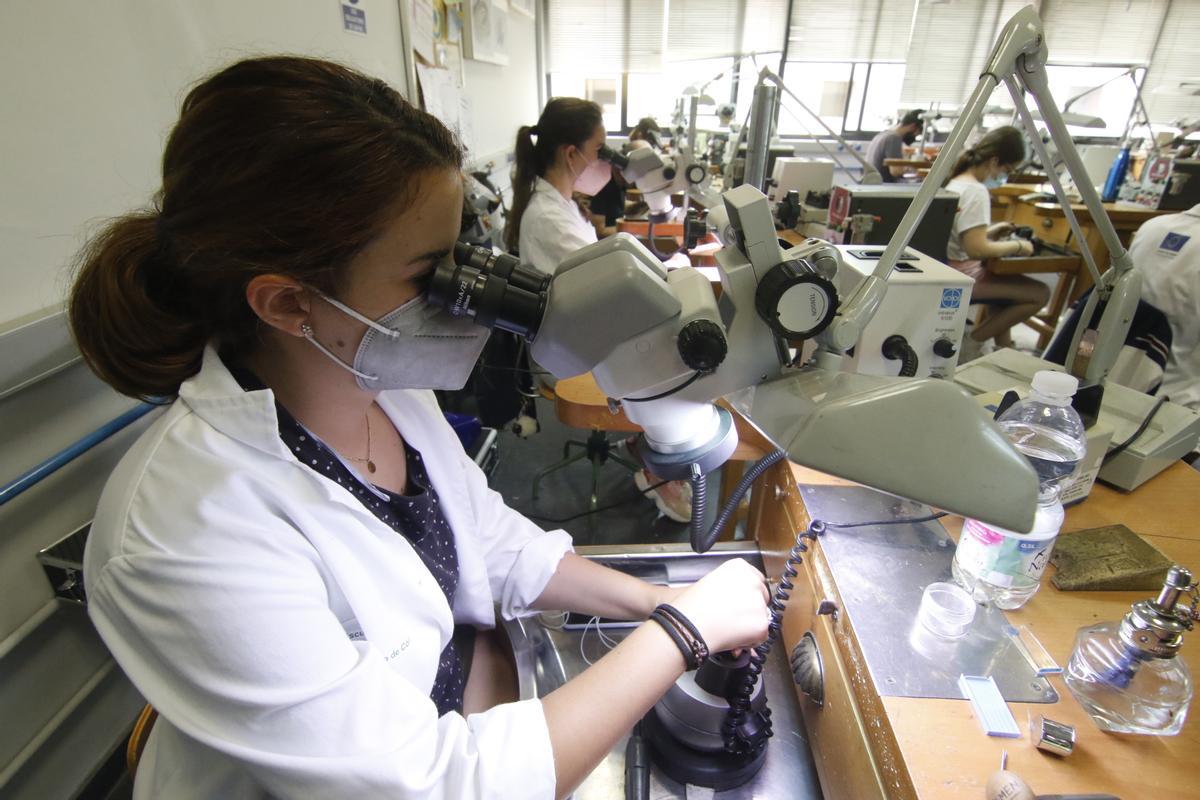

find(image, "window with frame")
[544,0,1192,141]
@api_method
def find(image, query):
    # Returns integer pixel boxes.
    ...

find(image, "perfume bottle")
[1065,566,1197,735]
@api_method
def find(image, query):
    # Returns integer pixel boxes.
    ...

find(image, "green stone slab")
[1050,524,1173,591]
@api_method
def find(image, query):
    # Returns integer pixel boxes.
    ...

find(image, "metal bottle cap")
[1117,566,1196,660]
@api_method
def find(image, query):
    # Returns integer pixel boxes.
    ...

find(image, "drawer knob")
[790,631,824,707]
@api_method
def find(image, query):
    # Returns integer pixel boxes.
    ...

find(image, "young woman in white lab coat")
[504,99,696,522]
[505,97,610,274]
[944,126,1050,359]
[68,57,769,800]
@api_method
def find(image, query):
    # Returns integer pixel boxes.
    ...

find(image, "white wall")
[0,2,542,328]
[0,0,411,327]
[462,10,541,167]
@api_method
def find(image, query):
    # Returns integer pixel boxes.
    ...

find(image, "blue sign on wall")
[342,1,367,35]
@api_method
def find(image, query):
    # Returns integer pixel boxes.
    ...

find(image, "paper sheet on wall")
[416,62,476,156]
[411,0,435,63]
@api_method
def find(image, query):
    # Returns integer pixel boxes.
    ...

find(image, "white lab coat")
[517,176,598,275]
[84,346,573,799]
[1128,204,1200,411]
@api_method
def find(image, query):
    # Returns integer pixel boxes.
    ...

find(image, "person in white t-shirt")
[1127,203,1200,411]
[506,98,610,274]
[944,126,1048,360]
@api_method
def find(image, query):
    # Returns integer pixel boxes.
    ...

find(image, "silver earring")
[300,322,314,338]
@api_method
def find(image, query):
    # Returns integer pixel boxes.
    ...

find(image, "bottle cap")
[1031,370,1078,399]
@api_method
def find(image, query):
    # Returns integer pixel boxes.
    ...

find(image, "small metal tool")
[1030,714,1076,757]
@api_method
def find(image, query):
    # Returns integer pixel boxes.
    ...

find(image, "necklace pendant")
[367,460,377,474]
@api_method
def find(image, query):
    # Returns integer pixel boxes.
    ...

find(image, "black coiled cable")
[720,508,948,755]
[722,520,826,755]
[690,449,789,554]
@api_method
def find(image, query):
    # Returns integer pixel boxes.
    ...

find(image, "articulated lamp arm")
[758,68,883,185]
[820,5,1138,386]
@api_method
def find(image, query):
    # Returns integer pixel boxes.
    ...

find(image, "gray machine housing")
[827,184,958,263]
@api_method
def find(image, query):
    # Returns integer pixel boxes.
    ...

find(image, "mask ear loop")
[319,294,404,340]
[566,146,584,183]
[300,322,379,382]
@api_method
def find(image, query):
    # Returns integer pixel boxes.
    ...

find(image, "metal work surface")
[799,485,1058,704]
[504,546,823,800]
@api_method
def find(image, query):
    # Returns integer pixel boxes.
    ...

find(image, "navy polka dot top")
[233,368,466,716]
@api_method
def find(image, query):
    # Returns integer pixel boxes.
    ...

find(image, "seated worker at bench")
[944,126,1048,362]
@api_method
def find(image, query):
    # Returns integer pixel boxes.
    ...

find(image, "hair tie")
[529,125,539,136]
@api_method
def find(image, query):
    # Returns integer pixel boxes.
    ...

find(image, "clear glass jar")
[1065,621,1192,735]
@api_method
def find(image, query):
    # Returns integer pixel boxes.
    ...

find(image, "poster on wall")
[416,61,476,155]
[463,0,508,65]
[443,0,464,43]
[435,40,467,88]
[411,0,436,63]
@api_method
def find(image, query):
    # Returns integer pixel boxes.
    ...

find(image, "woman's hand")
[670,558,770,653]
[987,222,1015,240]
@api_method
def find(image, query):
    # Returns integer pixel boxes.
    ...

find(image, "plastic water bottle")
[952,371,1087,609]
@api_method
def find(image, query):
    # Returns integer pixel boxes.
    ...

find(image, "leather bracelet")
[649,609,699,670]
[657,604,704,644]
[653,604,710,667]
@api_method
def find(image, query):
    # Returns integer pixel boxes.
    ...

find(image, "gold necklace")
[345,409,376,473]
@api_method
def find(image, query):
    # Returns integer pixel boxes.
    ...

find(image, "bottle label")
[957,519,1056,587]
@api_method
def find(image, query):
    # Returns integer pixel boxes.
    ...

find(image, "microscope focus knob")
[684,163,707,186]
[755,259,839,340]
[933,338,957,359]
[677,319,728,372]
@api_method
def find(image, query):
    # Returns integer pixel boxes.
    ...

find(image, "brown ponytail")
[947,125,1027,182]
[70,213,206,399]
[68,56,463,401]
[504,97,603,252]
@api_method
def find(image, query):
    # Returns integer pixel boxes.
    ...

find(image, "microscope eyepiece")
[427,242,550,340]
[598,144,629,170]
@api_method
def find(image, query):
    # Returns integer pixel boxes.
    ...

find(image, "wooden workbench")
[751,460,1200,799]
[999,190,1172,304]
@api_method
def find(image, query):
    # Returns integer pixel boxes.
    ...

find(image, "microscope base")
[642,707,767,791]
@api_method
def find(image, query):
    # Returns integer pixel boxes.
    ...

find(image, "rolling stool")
[531,429,642,511]
[531,374,645,512]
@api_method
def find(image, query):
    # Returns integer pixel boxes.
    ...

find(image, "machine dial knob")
[676,319,728,372]
[754,259,839,340]
[933,338,957,359]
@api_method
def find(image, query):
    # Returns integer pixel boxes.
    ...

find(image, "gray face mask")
[304,293,490,391]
